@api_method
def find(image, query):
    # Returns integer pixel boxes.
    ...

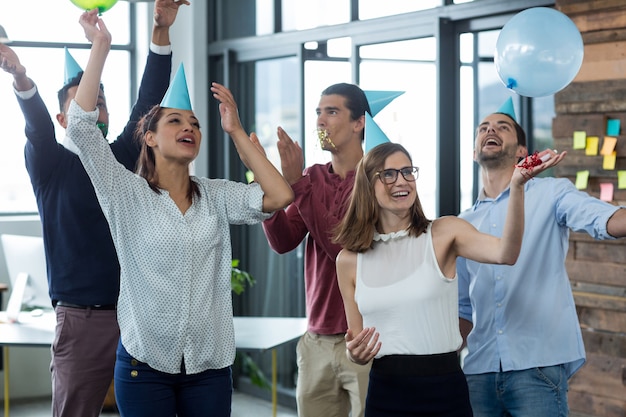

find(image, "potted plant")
[231,259,270,390]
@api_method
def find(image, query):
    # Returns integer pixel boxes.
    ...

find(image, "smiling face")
[374,151,418,218]
[474,113,527,169]
[146,108,202,164]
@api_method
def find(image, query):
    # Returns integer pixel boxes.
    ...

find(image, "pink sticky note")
[600,183,614,202]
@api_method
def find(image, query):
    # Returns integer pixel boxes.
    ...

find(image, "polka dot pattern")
[67,101,270,374]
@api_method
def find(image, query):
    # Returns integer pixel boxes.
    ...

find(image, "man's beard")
[476,147,518,170]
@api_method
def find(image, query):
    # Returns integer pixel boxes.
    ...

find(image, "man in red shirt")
[263,83,371,417]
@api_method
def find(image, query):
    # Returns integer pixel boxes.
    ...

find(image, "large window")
[0,1,131,214]
[458,29,556,209]
[360,37,438,218]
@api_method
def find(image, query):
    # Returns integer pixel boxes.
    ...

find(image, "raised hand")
[78,9,111,46]
[0,44,25,77]
[512,149,567,185]
[154,0,190,29]
[276,126,304,185]
[211,82,244,136]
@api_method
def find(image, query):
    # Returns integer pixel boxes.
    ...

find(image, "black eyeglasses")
[375,166,419,184]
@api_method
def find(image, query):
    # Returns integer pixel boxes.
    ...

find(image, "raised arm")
[152,0,190,46]
[210,82,294,212]
[449,149,566,266]
[74,10,111,113]
[0,44,33,91]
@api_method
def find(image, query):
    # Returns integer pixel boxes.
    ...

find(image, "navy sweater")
[18,51,172,307]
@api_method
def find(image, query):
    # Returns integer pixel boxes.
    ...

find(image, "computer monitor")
[1,234,51,310]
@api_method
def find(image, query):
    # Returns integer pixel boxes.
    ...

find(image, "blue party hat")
[364,113,391,152]
[496,97,516,121]
[64,47,83,85]
[365,90,405,117]
[160,63,192,110]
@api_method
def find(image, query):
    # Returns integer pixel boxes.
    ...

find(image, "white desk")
[233,317,307,417]
[0,311,55,417]
[0,313,306,417]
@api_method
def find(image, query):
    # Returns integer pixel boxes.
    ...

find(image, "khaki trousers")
[295,331,371,417]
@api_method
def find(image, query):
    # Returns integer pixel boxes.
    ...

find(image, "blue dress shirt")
[457,177,620,378]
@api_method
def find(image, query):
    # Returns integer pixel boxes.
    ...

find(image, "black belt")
[55,300,116,310]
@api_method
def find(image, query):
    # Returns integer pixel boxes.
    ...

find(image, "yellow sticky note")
[603,151,617,170]
[600,136,617,156]
[600,183,614,202]
[575,170,589,190]
[618,171,626,189]
[573,131,587,150]
[586,136,599,155]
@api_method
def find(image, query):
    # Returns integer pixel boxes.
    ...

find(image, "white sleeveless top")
[356,224,462,357]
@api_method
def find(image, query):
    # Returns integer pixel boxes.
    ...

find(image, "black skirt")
[365,352,473,417]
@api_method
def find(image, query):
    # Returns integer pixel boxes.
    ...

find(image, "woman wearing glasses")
[333,142,563,416]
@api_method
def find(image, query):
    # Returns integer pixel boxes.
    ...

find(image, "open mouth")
[317,129,336,149]
[483,136,501,148]
[391,191,409,198]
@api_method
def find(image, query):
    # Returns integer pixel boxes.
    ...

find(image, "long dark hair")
[134,104,200,199]
[334,142,431,252]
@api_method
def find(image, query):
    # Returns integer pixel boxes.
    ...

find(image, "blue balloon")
[495,7,584,97]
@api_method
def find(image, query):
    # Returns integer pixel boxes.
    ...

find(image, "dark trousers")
[51,306,119,417]
[365,352,473,417]
[114,341,233,417]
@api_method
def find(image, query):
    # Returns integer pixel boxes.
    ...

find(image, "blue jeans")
[114,342,233,417]
[465,365,569,417]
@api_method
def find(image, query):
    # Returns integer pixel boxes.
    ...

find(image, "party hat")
[64,47,83,85]
[161,63,192,110]
[496,97,516,121]
[364,113,391,152]
[365,90,404,116]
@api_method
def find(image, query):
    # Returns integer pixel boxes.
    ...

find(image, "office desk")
[233,317,307,417]
[0,313,306,417]
[0,311,55,417]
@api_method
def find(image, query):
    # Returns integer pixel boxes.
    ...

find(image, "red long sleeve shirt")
[262,162,356,334]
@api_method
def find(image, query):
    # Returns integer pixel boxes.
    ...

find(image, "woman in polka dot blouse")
[65,9,294,417]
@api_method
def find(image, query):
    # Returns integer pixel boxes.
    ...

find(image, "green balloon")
[69,0,119,14]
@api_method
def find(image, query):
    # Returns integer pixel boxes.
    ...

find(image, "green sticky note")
[245,170,254,184]
[575,170,589,190]
[618,171,626,189]
[573,131,587,150]
[607,119,620,136]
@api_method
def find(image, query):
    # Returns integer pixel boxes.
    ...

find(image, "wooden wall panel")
[555,1,626,416]
[575,42,626,82]
[569,352,626,406]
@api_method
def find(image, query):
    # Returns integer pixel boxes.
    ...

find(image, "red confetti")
[516,151,543,169]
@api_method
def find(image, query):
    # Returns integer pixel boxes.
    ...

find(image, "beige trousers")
[295,331,371,417]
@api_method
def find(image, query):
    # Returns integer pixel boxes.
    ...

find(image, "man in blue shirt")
[457,102,626,417]
[0,1,188,416]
